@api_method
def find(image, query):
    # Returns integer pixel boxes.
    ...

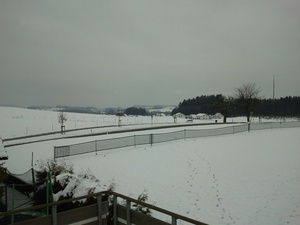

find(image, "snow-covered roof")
[196,113,208,116]
[174,112,185,116]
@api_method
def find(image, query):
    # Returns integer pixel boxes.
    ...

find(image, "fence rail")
[54,121,300,159]
[0,190,208,225]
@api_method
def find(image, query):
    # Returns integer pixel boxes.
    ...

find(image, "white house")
[210,113,223,119]
[196,113,209,120]
[173,112,185,118]
[214,113,223,119]
[187,114,197,120]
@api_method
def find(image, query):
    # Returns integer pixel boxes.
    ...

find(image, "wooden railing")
[0,190,208,225]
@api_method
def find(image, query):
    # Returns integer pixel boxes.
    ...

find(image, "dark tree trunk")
[223,113,227,123]
[246,110,250,122]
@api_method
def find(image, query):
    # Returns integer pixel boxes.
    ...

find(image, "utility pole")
[272,75,275,117]
[117,107,122,127]
[273,75,275,100]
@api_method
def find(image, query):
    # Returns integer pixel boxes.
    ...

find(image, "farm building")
[210,113,223,119]
[196,113,209,120]
[173,112,185,118]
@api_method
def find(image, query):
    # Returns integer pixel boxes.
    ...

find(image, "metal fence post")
[52,205,57,225]
[126,200,131,225]
[5,168,8,212]
[54,147,56,161]
[134,135,136,148]
[113,195,118,225]
[46,177,49,215]
[95,140,97,155]
[31,168,37,205]
[150,134,153,146]
[11,183,15,224]
[97,195,103,225]
[48,172,53,203]
[172,216,177,225]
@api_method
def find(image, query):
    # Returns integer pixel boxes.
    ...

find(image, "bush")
[132,190,152,216]
[35,160,105,211]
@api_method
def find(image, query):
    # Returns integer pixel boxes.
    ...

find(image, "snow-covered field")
[1,107,300,225]
[0,106,179,138]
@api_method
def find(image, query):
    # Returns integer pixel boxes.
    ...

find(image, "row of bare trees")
[214,82,261,123]
[172,82,261,123]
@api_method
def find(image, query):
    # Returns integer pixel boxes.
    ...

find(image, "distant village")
[168,112,223,121]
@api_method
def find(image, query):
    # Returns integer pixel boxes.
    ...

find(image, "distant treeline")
[28,105,101,114]
[256,97,300,117]
[172,95,220,116]
[124,107,147,116]
[171,95,300,117]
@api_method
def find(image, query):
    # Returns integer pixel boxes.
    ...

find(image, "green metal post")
[48,172,53,203]
[5,168,8,212]
[11,183,15,224]
[46,177,49,215]
[31,168,37,204]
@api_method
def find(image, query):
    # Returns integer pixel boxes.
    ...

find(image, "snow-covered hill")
[1,106,300,225]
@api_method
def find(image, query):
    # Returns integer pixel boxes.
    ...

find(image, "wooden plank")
[1,191,208,225]
[69,217,107,225]
[3,202,108,225]
[112,192,208,225]
[57,202,108,225]
[87,218,107,225]
[8,215,52,225]
[117,205,170,225]
[131,209,170,225]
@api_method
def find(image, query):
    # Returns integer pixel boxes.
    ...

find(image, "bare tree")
[58,111,67,134]
[235,82,261,122]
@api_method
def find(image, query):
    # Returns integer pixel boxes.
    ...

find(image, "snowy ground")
[1,107,300,225]
[0,106,189,139]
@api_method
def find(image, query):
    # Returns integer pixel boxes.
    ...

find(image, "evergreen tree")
[125,107,147,116]
[213,95,235,123]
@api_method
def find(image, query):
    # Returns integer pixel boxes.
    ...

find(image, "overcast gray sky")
[1,0,299,108]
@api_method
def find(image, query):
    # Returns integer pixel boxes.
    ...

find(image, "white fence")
[54,121,300,159]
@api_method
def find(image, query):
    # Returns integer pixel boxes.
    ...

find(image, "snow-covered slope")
[67,128,300,225]
[1,106,300,225]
